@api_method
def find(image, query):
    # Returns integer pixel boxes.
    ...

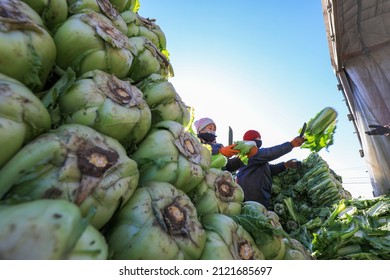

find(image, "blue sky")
[138,1,373,197]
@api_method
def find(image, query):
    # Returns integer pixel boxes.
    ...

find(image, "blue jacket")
[236,141,293,209]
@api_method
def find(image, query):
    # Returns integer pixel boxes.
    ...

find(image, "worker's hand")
[365,124,390,136]
[290,136,305,147]
[219,144,239,157]
[247,146,258,158]
[285,159,302,169]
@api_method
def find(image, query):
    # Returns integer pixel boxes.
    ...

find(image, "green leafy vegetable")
[232,201,289,259]
[312,195,390,259]
[200,213,265,260]
[233,140,256,164]
[301,107,337,152]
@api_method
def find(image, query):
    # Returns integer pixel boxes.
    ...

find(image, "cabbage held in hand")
[233,140,257,164]
[301,107,337,152]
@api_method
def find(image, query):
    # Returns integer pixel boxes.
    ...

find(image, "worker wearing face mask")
[194,117,243,172]
[236,129,305,209]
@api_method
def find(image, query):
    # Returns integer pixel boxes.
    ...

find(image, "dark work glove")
[284,159,302,169]
[290,137,305,147]
[365,124,390,136]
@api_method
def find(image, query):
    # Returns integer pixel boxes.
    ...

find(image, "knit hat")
[194,118,216,133]
[243,130,261,140]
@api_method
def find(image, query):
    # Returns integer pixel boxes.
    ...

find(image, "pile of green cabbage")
[312,195,390,260]
[269,152,390,260]
[1,0,386,261]
[270,152,352,249]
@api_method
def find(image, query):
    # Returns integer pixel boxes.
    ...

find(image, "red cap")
[243,130,261,140]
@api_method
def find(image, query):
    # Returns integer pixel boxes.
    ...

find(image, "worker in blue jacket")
[236,129,304,209]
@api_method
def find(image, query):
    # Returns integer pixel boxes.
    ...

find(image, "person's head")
[194,117,217,142]
[243,130,262,148]
[194,118,216,134]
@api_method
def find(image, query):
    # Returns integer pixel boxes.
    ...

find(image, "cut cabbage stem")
[162,200,199,247]
[163,203,187,235]
[184,139,196,154]
[77,145,119,177]
[238,241,254,260]
[106,77,133,104]
[217,179,234,198]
